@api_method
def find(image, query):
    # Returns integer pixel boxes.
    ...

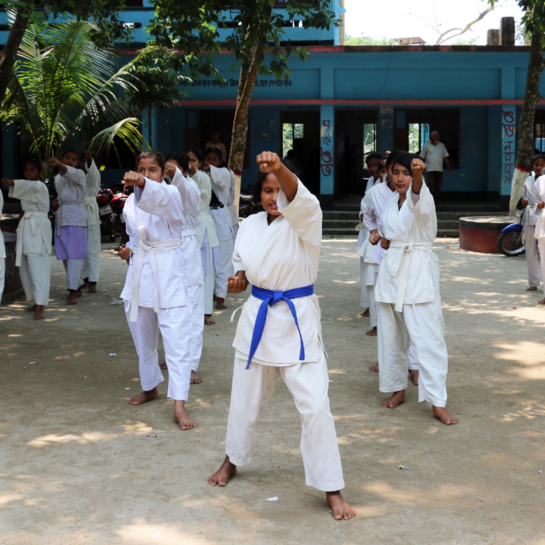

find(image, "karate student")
[203,146,234,310]
[50,151,88,305]
[208,152,355,521]
[375,153,457,425]
[521,154,545,293]
[227,169,240,243]
[164,152,204,385]
[187,148,219,325]
[80,150,101,293]
[1,159,52,320]
[118,150,196,430]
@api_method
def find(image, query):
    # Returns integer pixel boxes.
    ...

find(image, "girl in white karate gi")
[208,152,356,521]
[375,153,457,425]
[532,173,545,304]
[521,154,545,294]
[1,159,52,320]
[118,151,196,430]
[80,150,101,293]
[49,150,88,305]
[203,146,234,310]
[187,148,219,325]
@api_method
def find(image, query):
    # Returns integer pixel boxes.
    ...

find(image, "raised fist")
[257,151,281,173]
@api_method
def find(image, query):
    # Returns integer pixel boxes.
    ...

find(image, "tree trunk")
[0,2,33,109]
[509,29,545,216]
[148,106,153,149]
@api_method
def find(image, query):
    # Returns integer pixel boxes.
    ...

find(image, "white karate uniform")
[522,175,540,289]
[0,190,5,305]
[227,169,240,243]
[8,180,52,306]
[120,179,193,401]
[55,166,87,290]
[82,159,101,284]
[356,193,369,308]
[208,166,234,299]
[375,183,447,407]
[170,167,204,373]
[192,170,219,316]
[226,179,345,492]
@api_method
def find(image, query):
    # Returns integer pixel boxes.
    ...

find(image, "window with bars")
[408,123,430,154]
[535,110,545,152]
[363,123,378,156]
[282,123,304,157]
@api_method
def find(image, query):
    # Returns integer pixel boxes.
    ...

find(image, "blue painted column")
[500,105,516,198]
[320,104,334,207]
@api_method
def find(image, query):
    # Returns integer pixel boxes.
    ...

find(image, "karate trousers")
[125,303,193,401]
[214,237,234,299]
[359,257,369,308]
[524,225,540,289]
[20,254,50,306]
[538,239,545,291]
[0,257,4,306]
[365,264,378,328]
[82,221,101,283]
[225,351,346,492]
[377,280,448,407]
[188,283,205,372]
[63,259,84,291]
[232,222,239,245]
[204,233,216,315]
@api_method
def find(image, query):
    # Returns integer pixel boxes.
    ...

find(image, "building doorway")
[334,110,378,199]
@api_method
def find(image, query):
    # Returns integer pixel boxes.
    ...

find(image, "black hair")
[365,151,383,166]
[251,159,296,204]
[385,150,406,170]
[165,152,190,172]
[187,148,203,165]
[62,148,79,159]
[23,157,42,173]
[533,153,545,165]
[205,145,228,169]
[209,190,224,210]
[391,152,417,172]
[135,150,166,171]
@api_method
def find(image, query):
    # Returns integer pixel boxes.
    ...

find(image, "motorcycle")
[97,187,116,242]
[110,185,131,244]
[498,210,525,257]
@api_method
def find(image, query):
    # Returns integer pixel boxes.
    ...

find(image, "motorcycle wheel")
[498,231,525,256]
[105,217,116,242]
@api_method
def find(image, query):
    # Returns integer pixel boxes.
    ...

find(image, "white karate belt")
[387,241,434,312]
[84,196,98,226]
[15,211,48,267]
[129,225,183,322]
[56,199,83,236]
[182,229,197,238]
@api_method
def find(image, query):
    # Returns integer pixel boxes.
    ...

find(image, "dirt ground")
[1,237,545,544]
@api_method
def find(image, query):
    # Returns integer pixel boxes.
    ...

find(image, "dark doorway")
[280,110,321,196]
[335,110,378,199]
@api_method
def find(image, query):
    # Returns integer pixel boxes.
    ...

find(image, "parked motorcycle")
[498,211,525,256]
[97,187,116,242]
[110,186,130,244]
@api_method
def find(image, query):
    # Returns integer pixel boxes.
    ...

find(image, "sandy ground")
[1,238,545,544]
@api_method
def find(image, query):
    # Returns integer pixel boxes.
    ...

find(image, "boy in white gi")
[118,151,196,430]
[81,150,101,293]
[49,151,88,305]
[208,152,356,521]
[375,153,457,425]
[1,159,52,320]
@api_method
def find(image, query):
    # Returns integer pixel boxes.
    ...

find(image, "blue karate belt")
[247,284,314,369]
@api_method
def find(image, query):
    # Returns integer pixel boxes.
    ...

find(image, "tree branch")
[435,5,494,45]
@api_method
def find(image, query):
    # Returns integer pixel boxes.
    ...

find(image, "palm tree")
[1,19,143,177]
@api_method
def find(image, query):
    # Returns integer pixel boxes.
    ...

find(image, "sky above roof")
[344,0,525,45]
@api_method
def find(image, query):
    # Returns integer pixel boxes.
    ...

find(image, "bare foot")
[366,326,377,337]
[208,455,237,487]
[216,297,226,310]
[76,288,83,298]
[159,361,167,370]
[82,279,89,290]
[33,305,44,321]
[538,298,545,305]
[358,308,370,318]
[88,285,97,294]
[369,362,379,372]
[174,400,197,430]
[191,370,202,384]
[433,406,458,425]
[26,304,37,312]
[66,291,78,305]
[409,369,419,385]
[129,387,158,405]
[205,315,215,326]
[527,287,538,291]
[381,390,405,408]
[326,491,356,521]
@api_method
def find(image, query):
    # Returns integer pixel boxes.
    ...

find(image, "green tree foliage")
[344,34,395,46]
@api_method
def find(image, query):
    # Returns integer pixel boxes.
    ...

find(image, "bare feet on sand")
[366,326,377,337]
[369,362,379,372]
[409,369,419,385]
[159,361,167,369]
[527,287,538,291]
[538,298,545,305]
[26,304,37,312]
[208,456,238,487]
[33,305,44,321]
[358,308,370,318]
[87,285,97,293]
[382,390,405,408]
[215,297,226,310]
[129,387,158,405]
[174,400,197,430]
[433,406,458,425]
[191,370,202,384]
[205,315,215,326]
[326,491,356,521]
[66,291,78,305]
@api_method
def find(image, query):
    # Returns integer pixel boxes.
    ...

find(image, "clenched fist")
[123,171,145,188]
[257,152,282,173]
[411,158,426,175]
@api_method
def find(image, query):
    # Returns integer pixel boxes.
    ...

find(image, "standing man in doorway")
[205,132,227,161]
[420,130,451,206]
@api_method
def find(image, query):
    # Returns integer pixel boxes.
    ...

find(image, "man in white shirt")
[420,131,451,205]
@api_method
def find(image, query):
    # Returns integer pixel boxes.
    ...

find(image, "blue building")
[0,1,541,209]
